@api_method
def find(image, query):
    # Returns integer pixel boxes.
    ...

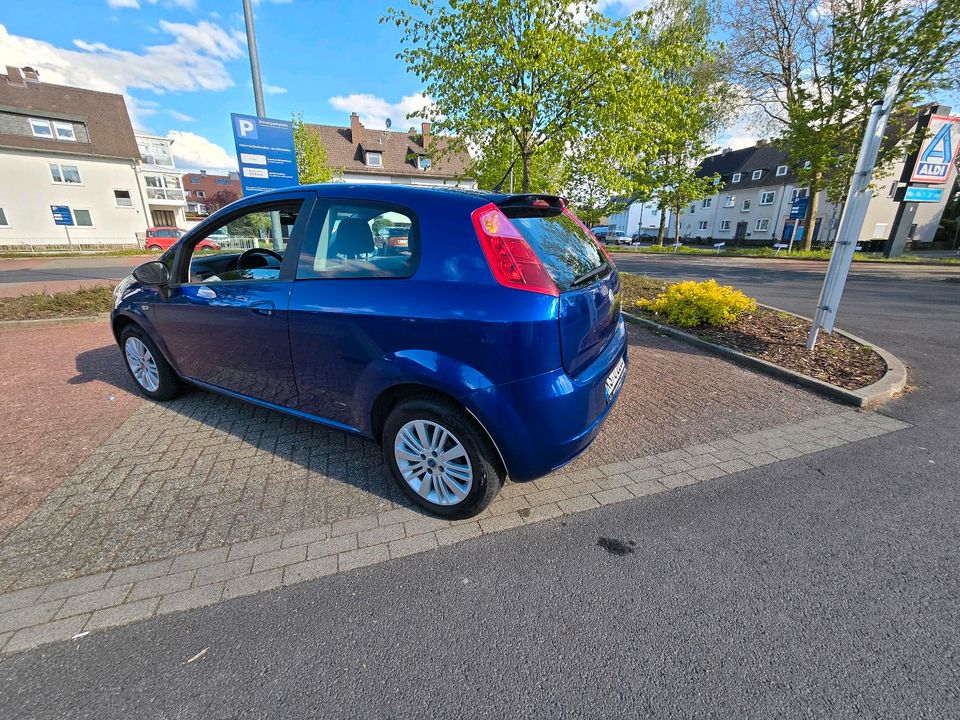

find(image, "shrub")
[637,279,757,328]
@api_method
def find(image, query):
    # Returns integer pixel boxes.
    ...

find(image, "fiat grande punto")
[112,185,627,518]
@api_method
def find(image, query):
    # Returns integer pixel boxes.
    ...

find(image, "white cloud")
[167,131,238,172]
[107,0,140,8]
[0,21,243,98]
[328,92,433,130]
[265,84,287,95]
[168,109,195,122]
[715,114,763,150]
[594,0,652,12]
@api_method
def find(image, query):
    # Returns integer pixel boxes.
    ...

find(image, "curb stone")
[622,308,907,409]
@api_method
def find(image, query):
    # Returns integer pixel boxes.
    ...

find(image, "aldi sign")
[910,114,960,183]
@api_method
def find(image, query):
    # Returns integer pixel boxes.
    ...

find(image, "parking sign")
[230,113,299,196]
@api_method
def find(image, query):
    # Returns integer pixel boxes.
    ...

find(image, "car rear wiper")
[570,262,609,288]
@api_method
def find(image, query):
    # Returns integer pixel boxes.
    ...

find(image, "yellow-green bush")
[637,279,757,328]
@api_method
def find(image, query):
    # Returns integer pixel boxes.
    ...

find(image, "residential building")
[0,65,149,249]
[675,111,956,248]
[310,113,475,187]
[135,133,187,229]
[606,198,668,238]
[182,170,241,220]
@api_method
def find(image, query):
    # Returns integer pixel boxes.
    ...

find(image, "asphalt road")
[3,255,959,719]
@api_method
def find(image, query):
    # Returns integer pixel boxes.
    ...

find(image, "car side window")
[297,201,418,279]
[186,202,303,284]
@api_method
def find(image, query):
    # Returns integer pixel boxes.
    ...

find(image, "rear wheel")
[382,397,503,519]
[147,244,162,253]
[120,325,182,401]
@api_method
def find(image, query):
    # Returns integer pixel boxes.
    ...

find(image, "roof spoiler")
[496,194,567,211]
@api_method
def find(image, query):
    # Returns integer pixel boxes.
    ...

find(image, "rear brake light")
[471,203,558,297]
[563,207,615,266]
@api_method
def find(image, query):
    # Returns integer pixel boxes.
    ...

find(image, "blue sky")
[1,0,751,171]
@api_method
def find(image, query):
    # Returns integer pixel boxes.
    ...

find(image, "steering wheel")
[237,247,283,270]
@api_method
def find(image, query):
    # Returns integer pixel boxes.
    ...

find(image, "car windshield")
[505,209,606,292]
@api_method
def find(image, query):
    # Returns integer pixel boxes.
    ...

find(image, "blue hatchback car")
[113,184,627,517]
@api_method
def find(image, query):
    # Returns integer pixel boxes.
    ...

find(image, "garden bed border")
[623,304,907,408]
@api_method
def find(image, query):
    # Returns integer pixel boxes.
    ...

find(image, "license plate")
[604,356,626,402]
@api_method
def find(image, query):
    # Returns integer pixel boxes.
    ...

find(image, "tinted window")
[507,210,606,292]
[298,201,418,279]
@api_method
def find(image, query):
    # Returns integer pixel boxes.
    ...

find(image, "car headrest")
[334,219,374,258]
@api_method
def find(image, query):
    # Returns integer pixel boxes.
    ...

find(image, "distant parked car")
[112,185,627,518]
[145,227,220,253]
[376,226,410,254]
[591,227,610,240]
[604,232,632,246]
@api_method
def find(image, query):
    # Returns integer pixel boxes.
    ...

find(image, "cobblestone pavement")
[0,410,910,655]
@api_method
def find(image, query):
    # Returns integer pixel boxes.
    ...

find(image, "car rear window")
[504,210,606,292]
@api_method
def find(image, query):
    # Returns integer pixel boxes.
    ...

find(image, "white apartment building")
[0,66,150,249]
[135,133,187,229]
[676,111,955,248]
[606,198,667,238]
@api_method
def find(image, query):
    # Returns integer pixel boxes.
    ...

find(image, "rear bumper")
[462,315,628,481]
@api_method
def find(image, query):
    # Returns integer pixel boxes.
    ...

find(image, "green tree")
[727,0,960,250]
[384,1,663,194]
[292,112,334,184]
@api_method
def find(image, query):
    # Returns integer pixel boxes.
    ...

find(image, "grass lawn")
[606,243,960,265]
[618,274,886,390]
[0,285,115,321]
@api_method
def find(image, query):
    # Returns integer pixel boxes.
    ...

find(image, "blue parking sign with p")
[234,115,259,140]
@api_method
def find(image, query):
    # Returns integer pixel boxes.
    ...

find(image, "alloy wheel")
[394,419,473,506]
[124,336,160,392]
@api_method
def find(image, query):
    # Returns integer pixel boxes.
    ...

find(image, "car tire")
[382,396,503,519]
[147,244,162,253]
[120,324,183,401]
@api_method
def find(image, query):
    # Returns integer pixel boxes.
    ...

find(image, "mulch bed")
[620,275,887,391]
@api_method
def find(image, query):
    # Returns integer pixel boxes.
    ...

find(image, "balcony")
[146,187,185,202]
[141,153,175,168]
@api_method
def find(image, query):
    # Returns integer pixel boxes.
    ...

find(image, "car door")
[152,193,313,408]
[287,197,420,429]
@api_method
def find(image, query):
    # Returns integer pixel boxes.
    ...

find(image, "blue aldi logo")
[910,114,960,183]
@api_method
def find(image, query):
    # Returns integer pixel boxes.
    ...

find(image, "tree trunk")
[656,205,667,246]
[521,151,531,193]
[802,174,822,251]
[674,204,681,244]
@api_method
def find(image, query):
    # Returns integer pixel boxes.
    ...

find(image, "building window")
[365,151,383,167]
[724,195,736,207]
[791,188,809,201]
[775,164,788,176]
[52,121,77,141]
[418,156,432,170]
[755,218,770,231]
[741,199,751,211]
[215,177,232,185]
[50,164,82,184]
[114,190,133,208]
[689,205,696,214]
[197,190,206,198]
[731,172,741,183]
[73,209,93,227]
[0,208,8,226]
[760,191,776,205]
[190,176,201,184]
[751,169,763,180]
[702,197,712,208]
[719,219,731,231]
[698,220,708,230]
[30,118,54,138]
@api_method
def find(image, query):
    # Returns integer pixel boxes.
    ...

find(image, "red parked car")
[144,227,220,253]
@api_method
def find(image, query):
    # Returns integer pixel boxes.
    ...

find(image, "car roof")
[245,183,507,206]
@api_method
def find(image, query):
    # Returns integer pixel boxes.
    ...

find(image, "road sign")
[230,113,299,196]
[902,186,944,203]
[789,197,809,219]
[909,114,960,183]
[50,205,73,226]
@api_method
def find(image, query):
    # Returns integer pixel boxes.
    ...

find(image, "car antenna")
[491,158,518,194]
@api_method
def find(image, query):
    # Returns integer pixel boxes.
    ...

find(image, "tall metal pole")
[242,0,283,252]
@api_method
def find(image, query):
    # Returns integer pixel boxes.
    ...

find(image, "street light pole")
[242,0,283,252]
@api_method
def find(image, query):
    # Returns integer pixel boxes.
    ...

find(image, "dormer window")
[731,172,741,183]
[775,164,788,176]
[418,156,432,171]
[53,122,76,141]
[751,169,763,180]
[29,118,54,138]
[365,151,383,167]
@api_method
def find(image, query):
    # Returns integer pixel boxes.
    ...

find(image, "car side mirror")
[132,261,170,287]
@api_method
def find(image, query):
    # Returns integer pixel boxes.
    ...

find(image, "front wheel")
[120,325,182,400]
[382,397,504,519]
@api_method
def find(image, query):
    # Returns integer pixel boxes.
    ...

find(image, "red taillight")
[562,207,615,266]
[471,203,558,297]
